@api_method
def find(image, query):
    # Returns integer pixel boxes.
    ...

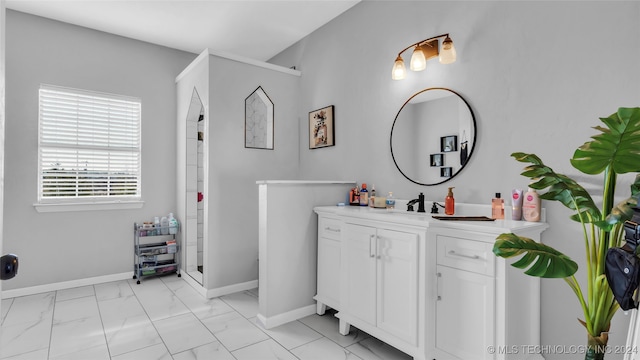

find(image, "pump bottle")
[445,187,455,215]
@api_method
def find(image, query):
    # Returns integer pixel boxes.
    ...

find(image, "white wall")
[3,10,195,290]
[269,1,640,358]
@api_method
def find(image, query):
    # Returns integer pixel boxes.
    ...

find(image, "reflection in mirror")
[390,88,476,186]
[185,87,204,284]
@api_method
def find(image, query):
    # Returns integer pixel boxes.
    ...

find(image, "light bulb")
[409,46,427,71]
[391,55,406,80]
[439,36,457,64]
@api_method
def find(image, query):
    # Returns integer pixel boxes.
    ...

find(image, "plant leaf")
[570,107,640,175]
[493,233,578,278]
[511,152,601,223]
[604,174,640,227]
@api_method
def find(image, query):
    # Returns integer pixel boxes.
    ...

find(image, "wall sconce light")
[392,33,457,80]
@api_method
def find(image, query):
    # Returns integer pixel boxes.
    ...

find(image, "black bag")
[605,244,640,310]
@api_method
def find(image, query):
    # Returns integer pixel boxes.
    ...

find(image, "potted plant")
[493,107,640,360]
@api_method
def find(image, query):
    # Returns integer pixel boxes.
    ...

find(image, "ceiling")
[5,0,361,61]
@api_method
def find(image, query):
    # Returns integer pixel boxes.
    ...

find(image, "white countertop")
[256,180,356,185]
[314,204,549,235]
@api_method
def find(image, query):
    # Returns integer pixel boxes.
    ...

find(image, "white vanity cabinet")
[435,233,496,360]
[314,215,343,314]
[314,205,548,360]
[340,223,419,346]
[429,226,548,360]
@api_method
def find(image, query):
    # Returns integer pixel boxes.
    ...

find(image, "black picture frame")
[440,135,458,152]
[430,154,444,167]
[441,167,453,178]
[309,105,335,149]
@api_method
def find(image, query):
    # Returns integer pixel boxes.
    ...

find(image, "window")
[37,85,141,209]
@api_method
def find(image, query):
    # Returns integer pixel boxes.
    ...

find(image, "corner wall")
[3,10,195,290]
[269,1,640,358]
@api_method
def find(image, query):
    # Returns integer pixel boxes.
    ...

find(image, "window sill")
[34,200,144,213]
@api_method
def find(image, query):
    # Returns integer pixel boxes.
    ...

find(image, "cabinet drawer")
[319,217,342,241]
[436,235,494,276]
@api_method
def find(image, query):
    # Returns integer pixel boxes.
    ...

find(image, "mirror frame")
[390,87,477,186]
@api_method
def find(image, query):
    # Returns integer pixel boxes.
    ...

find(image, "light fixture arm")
[396,33,450,57]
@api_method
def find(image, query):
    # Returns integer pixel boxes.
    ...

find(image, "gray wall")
[206,55,300,289]
[269,1,640,358]
[4,10,195,289]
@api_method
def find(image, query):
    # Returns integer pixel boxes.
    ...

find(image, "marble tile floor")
[0,276,412,360]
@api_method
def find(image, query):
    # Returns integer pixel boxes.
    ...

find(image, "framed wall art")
[309,105,335,149]
[245,86,274,149]
[440,135,458,152]
[430,154,444,167]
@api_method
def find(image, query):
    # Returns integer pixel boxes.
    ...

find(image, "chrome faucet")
[406,192,426,213]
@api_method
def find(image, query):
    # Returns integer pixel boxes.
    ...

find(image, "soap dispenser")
[492,193,505,219]
[445,187,455,215]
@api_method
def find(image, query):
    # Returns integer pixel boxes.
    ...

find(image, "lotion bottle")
[511,189,523,220]
[491,193,505,219]
[168,213,178,235]
[445,187,455,215]
[523,188,541,222]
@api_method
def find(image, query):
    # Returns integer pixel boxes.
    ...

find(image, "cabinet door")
[436,265,495,360]
[317,237,341,308]
[376,229,418,345]
[343,224,377,326]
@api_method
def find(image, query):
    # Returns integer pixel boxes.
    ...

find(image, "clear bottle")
[385,192,395,210]
[369,184,376,207]
[168,213,178,235]
[491,193,505,219]
[160,216,169,235]
[154,217,160,236]
[360,183,369,206]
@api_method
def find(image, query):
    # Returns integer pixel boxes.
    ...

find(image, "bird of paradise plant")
[493,107,640,360]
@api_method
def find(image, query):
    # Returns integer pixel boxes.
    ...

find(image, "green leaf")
[511,152,601,223]
[570,107,640,176]
[604,174,640,227]
[493,233,578,278]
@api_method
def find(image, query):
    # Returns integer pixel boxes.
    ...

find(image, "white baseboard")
[181,273,208,297]
[2,274,259,302]
[256,304,317,329]
[2,272,132,299]
[206,280,258,298]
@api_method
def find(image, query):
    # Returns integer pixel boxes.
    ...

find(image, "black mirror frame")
[390,87,477,186]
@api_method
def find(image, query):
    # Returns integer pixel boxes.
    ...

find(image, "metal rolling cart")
[133,221,180,284]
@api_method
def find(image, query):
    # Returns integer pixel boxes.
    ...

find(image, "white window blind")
[38,85,141,202]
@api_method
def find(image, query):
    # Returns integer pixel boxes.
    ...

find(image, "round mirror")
[390,88,476,186]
